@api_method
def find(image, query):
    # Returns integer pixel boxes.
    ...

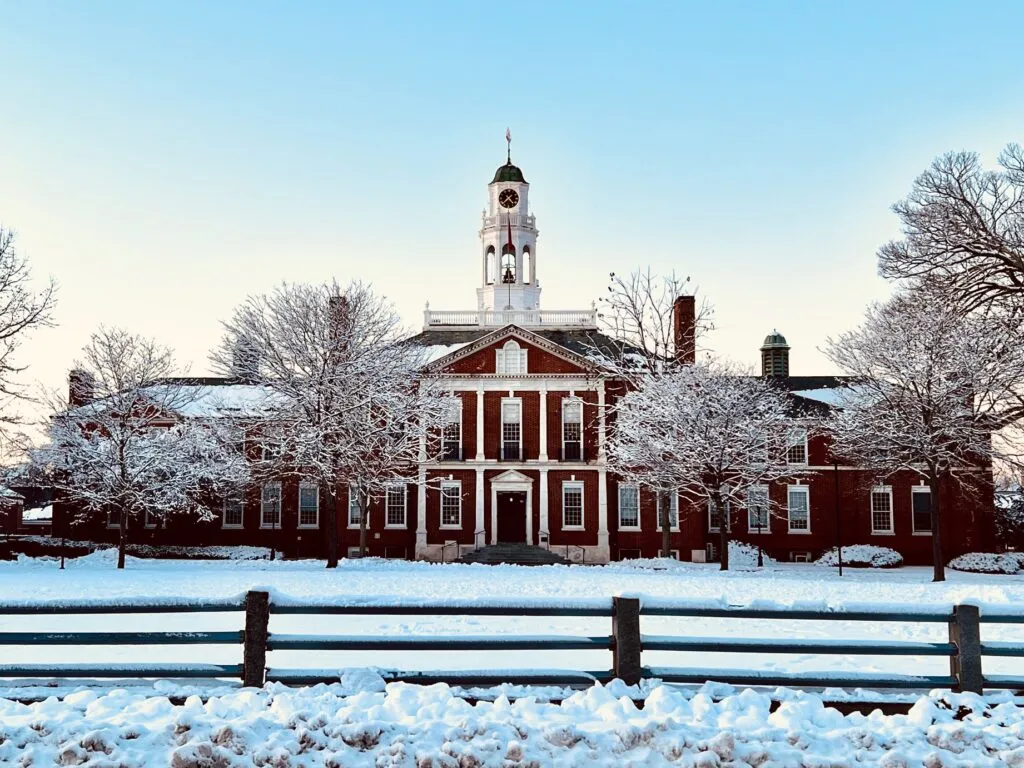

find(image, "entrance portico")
[490,470,533,545]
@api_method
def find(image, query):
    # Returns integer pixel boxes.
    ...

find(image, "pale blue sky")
[2,1,1023,422]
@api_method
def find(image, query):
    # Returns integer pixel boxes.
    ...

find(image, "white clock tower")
[477,133,541,312]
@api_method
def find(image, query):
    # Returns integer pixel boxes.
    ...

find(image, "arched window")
[500,243,516,284]
[496,339,527,375]
[485,246,496,284]
[522,246,532,284]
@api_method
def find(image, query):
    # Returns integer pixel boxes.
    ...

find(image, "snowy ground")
[1,552,1023,690]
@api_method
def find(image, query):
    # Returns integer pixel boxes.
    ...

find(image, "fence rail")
[0,592,1022,694]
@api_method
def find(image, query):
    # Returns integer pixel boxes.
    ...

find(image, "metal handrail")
[565,544,586,564]
[440,540,460,564]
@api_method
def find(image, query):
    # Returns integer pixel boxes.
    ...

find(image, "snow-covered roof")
[0,485,24,500]
[22,504,52,522]
[790,388,849,407]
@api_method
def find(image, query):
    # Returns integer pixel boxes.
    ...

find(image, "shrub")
[816,545,903,568]
[728,540,776,569]
[948,552,1022,574]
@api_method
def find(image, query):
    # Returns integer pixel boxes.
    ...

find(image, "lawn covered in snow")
[1,552,1023,690]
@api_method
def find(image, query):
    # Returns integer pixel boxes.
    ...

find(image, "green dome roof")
[492,161,527,184]
[761,330,789,348]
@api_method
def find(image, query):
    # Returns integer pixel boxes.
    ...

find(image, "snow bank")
[817,545,904,568]
[3,681,1024,766]
[949,552,1024,575]
[728,539,777,569]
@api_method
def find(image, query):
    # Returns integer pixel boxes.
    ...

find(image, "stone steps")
[459,543,570,566]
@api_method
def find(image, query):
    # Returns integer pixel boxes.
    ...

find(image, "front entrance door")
[496,491,527,543]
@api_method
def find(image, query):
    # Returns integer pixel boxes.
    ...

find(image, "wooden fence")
[1,591,1023,695]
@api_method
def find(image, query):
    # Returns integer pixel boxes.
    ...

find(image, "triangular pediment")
[491,469,534,485]
[423,325,597,375]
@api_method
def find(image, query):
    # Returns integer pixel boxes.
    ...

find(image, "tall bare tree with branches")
[0,227,57,426]
[213,280,455,566]
[878,145,1024,314]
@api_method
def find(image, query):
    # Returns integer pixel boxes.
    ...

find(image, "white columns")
[597,467,609,559]
[597,380,607,460]
[416,435,428,558]
[539,387,548,461]
[475,467,485,548]
[475,384,485,461]
[539,468,549,539]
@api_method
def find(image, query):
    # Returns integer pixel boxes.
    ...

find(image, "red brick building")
[52,152,996,564]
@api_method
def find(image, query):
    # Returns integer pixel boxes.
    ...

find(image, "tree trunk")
[358,490,368,557]
[718,499,730,571]
[324,489,338,569]
[929,472,945,582]
[661,507,670,559]
[117,509,128,570]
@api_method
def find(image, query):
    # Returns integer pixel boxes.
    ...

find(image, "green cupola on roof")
[491,127,527,184]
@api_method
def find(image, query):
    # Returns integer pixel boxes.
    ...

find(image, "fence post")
[612,596,642,685]
[243,590,270,688]
[949,604,983,694]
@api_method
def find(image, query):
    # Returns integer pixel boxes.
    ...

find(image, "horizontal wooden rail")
[266,668,609,688]
[640,606,954,622]
[0,599,244,615]
[980,642,1024,657]
[640,635,956,656]
[267,633,610,651]
[0,631,242,645]
[0,663,243,679]
[270,603,611,617]
[645,666,959,690]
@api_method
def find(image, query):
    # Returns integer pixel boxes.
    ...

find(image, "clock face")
[498,188,520,209]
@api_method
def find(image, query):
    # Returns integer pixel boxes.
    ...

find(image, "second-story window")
[786,428,808,465]
[562,398,583,461]
[501,398,522,460]
[442,401,461,461]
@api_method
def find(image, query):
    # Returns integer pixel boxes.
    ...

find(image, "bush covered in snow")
[948,552,1023,574]
[816,545,903,568]
[10,536,273,561]
[727,540,776,569]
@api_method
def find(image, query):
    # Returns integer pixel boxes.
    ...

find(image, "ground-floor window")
[871,487,894,533]
[348,485,364,528]
[261,483,282,528]
[222,495,244,528]
[658,491,679,530]
[912,486,932,533]
[563,482,584,529]
[298,483,319,528]
[440,482,461,528]
[386,484,407,528]
[787,485,810,532]
[618,485,639,529]
[106,509,121,529]
[144,509,158,529]
[747,486,769,532]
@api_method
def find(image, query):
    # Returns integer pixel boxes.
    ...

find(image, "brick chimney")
[672,295,696,365]
[68,369,95,407]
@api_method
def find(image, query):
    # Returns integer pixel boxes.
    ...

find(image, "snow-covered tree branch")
[607,361,804,569]
[212,280,457,565]
[825,287,1024,581]
[34,328,250,569]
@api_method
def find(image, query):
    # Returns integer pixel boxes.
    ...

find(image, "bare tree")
[606,360,801,569]
[34,328,250,568]
[596,268,713,380]
[825,287,1024,581]
[212,280,456,566]
[0,227,57,425]
[878,145,1024,313]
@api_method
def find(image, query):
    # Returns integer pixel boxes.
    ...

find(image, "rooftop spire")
[505,127,511,162]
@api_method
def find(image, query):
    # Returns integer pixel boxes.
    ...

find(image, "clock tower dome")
[477,131,540,312]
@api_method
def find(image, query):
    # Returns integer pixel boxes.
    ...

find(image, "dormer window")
[496,340,528,375]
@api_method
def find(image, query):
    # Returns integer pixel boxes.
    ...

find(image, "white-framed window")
[707,499,729,533]
[496,340,528,376]
[787,485,810,532]
[442,400,461,461]
[562,397,583,462]
[440,481,462,528]
[348,485,366,528]
[261,441,281,463]
[222,494,244,529]
[347,546,363,559]
[106,509,121,529]
[747,485,770,533]
[144,509,158,529]
[912,486,932,534]
[501,397,522,460]
[791,551,812,563]
[618,485,640,529]
[298,483,319,528]
[386,484,407,528]
[658,491,680,531]
[563,482,584,529]
[260,482,282,528]
[870,486,894,534]
[786,427,808,465]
